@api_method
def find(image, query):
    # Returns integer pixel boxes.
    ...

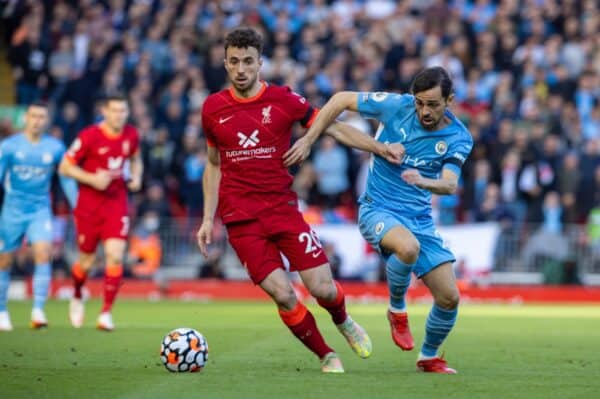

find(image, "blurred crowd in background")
[1,0,600,280]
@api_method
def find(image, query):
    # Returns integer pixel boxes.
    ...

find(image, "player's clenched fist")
[380,142,405,165]
[90,169,112,191]
[401,169,424,186]
[127,175,142,192]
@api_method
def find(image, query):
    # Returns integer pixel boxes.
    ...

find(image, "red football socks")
[72,262,87,299]
[279,302,333,359]
[317,281,348,325]
[101,264,123,313]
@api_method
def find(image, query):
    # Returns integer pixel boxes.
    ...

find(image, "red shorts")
[226,210,329,284]
[74,206,129,253]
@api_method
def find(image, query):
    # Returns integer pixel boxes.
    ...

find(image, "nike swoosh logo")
[99,147,109,154]
[312,251,323,258]
[219,115,234,124]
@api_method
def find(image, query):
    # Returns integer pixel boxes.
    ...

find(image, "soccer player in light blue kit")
[285,67,473,373]
[0,102,77,331]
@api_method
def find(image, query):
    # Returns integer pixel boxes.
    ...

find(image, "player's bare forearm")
[415,177,458,195]
[401,168,458,195]
[128,152,143,191]
[305,92,359,144]
[202,148,221,223]
[325,121,404,164]
[325,121,380,152]
[58,158,95,186]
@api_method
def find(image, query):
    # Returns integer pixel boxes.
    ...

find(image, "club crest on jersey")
[15,151,25,160]
[375,222,385,235]
[42,152,53,164]
[435,141,448,155]
[122,140,130,155]
[262,105,272,125]
[237,130,260,148]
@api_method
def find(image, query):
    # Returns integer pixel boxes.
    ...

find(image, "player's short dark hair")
[27,101,48,109]
[411,67,453,99]
[103,93,128,105]
[224,27,263,55]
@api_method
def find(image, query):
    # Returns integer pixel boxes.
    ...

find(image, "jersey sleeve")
[357,92,413,124]
[284,87,318,128]
[65,129,90,164]
[441,132,473,177]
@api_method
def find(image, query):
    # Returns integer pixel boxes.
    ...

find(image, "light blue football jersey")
[356,92,473,217]
[0,133,70,218]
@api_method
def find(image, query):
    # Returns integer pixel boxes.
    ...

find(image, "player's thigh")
[104,238,127,265]
[272,212,328,272]
[358,205,419,258]
[226,220,284,285]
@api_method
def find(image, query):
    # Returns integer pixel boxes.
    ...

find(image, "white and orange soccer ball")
[160,328,208,372]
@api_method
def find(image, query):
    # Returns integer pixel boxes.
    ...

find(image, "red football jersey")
[65,123,139,213]
[201,82,318,223]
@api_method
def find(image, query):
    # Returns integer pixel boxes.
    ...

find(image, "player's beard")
[232,74,258,96]
[420,114,442,131]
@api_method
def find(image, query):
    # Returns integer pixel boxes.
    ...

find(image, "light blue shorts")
[0,208,53,253]
[358,203,455,278]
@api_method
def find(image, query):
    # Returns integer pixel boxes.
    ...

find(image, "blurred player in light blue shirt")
[285,67,473,373]
[0,102,77,331]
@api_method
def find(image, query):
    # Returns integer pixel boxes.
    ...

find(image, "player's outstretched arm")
[401,168,459,195]
[197,146,221,258]
[283,91,359,167]
[326,121,405,164]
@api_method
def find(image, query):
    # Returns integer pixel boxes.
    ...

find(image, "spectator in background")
[53,102,84,145]
[137,182,171,227]
[312,136,350,208]
[181,144,206,218]
[126,211,162,279]
[10,28,48,104]
[557,152,581,224]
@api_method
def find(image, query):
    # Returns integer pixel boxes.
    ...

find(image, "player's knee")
[309,281,336,302]
[437,291,460,310]
[270,285,297,308]
[79,254,96,271]
[397,240,420,264]
[0,254,11,270]
[33,251,51,265]
[105,252,124,266]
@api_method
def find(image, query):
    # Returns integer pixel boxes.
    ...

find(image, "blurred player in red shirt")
[197,28,403,372]
[59,94,143,331]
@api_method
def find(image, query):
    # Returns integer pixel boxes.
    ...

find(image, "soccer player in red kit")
[197,28,404,372]
[59,94,143,331]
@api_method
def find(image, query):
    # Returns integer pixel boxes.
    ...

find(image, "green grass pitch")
[1,300,599,399]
